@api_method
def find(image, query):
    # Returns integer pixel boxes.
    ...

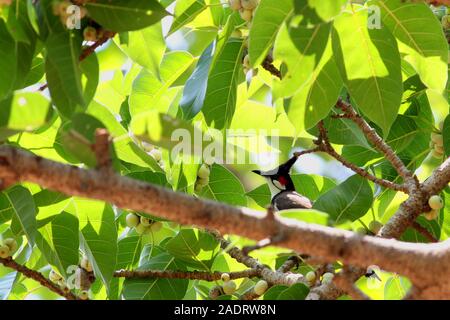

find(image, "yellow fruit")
[140,216,151,227]
[194,182,203,193]
[150,221,163,232]
[254,280,268,295]
[222,280,237,295]
[305,271,316,283]
[49,270,63,282]
[241,0,258,10]
[126,213,140,228]
[442,14,450,29]
[81,256,93,272]
[322,272,334,284]
[228,0,241,11]
[369,221,383,234]
[435,144,445,154]
[239,8,253,22]
[431,133,444,146]
[135,223,147,235]
[3,238,17,253]
[432,149,443,159]
[83,26,97,42]
[221,273,230,282]
[197,164,210,179]
[79,290,89,300]
[0,245,10,258]
[428,195,444,210]
[424,209,439,221]
[197,176,209,186]
[149,149,162,162]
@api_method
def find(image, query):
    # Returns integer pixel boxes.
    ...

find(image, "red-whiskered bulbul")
[252,154,313,211]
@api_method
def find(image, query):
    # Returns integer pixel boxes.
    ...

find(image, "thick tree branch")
[0,257,78,300]
[0,146,449,298]
[114,269,258,281]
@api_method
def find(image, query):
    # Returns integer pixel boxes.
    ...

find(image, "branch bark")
[114,269,258,281]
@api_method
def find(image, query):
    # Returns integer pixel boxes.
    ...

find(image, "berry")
[305,271,316,283]
[432,149,443,158]
[126,213,140,228]
[83,26,97,42]
[239,8,253,22]
[140,216,151,227]
[228,0,241,11]
[149,149,162,162]
[241,0,258,10]
[81,256,93,272]
[197,176,209,186]
[424,209,439,221]
[428,195,444,210]
[0,245,10,258]
[322,272,334,284]
[3,238,17,253]
[197,164,210,179]
[254,280,268,295]
[431,133,444,146]
[194,182,203,193]
[49,270,63,282]
[222,280,237,295]
[442,14,450,29]
[135,223,147,235]
[435,144,445,154]
[369,221,383,234]
[150,221,163,232]
[243,54,250,69]
[221,273,230,282]
[79,290,89,300]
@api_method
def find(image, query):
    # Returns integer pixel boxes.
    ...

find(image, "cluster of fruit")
[432,5,450,44]
[229,0,259,23]
[0,238,18,258]
[52,0,88,27]
[305,271,334,286]
[126,212,163,235]
[430,131,445,159]
[194,164,211,193]
[83,26,105,42]
[424,195,444,220]
[146,145,164,169]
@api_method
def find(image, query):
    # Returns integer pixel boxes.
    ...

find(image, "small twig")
[277,256,301,273]
[0,257,78,300]
[93,128,113,170]
[261,55,282,79]
[411,221,438,243]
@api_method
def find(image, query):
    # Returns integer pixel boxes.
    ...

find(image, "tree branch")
[113,269,258,281]
[0,257,78,300]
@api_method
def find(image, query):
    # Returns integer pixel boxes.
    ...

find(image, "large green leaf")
[0,93,52,140]
[284,36,342,131]
[307,0,347,21]
[277,283,310,300]
[248,0,293,67]
[0,20,17,99]
[200,164,247,206]
[117,236,142,270]
[6,186,37,246]
[117,23,165,77]
[169,0,207,35]
[313,175,373,224]
[85,0,168,32]
[332,7,402,136]
[122,252,188,300]
[75,199,118,293]
[202,38,244,129]
[372,0,448,93]
[273,22,330,99]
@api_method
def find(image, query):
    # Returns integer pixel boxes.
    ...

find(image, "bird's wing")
[272,191,313,210]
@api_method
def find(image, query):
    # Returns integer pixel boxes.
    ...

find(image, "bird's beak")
[252,170,262,176]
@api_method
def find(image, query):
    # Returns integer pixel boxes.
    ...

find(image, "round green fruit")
[126,213,140,228]
[322,272,334,284]
[194,182,203,193]
[254,280,268,295]
[197,176,209,186]
[228,0,241,11]
[140,216,151,227]
[241,0,258,10]
[135,223,147,235]
[0,245,10,258]
[356,227,367,235]
[49,270,62,282]
[424,209,439,221]
[222,280,237,295]
[431,133,444,146]
[428,195,443,210]
[305,271,316,283]
[149,149,162,162]
[197,164,210,179]
[83,26,97,42]
[79,290,89,300]
[3,238,17,253]
[150,221,163,232]
[369,220,383,234]
[239,8,253,22]
[221,273,230,282]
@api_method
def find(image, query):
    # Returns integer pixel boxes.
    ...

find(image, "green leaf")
[117,236,142,270]
[372,0,448,93]
[443,114,450,157]
[202,38,245,129]
[180,43,214,120]
[246,184,271,208]
[6,186,37,246]
[0,271,17,300]
[0,20,17,99]
[263,285,288,300]
[313,175,373,224]
[273,22,331,99]
[169,0,207,35]
[76,199,118,292]
[384,276,411,300]
[165,229,205,269]
[0,92,52,140]
[332,7,402,136]
[45,31,84,117]
[277,283,310,300]
[85,0,168,32]
[117,23,165,77]
[122,252,188,299]
[284,35,342,130]
[307,0,347,21]
[200,164,247,206]
[280,209,329,225]
[248,0,293,67]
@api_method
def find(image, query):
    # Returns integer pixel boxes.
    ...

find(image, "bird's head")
[252,154,298,195]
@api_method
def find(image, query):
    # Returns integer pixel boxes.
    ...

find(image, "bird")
[252,154,313,211]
